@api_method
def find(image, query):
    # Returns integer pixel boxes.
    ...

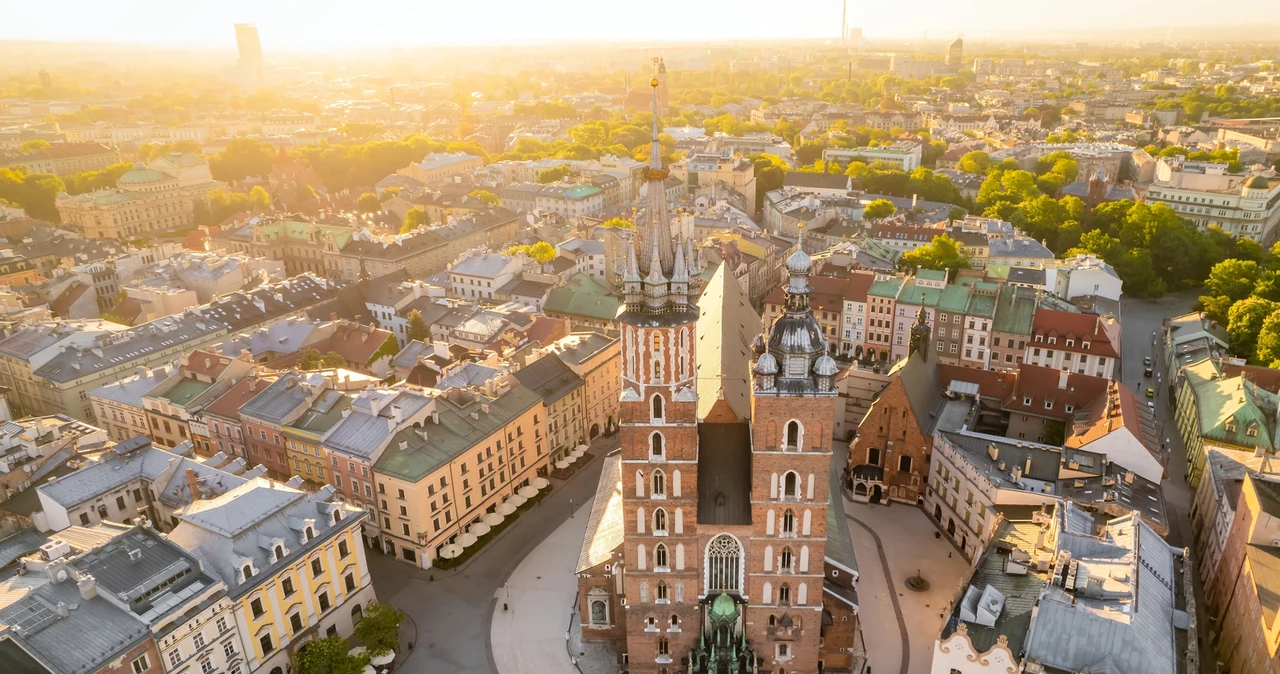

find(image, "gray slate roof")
[238,371,328,426]
[87,365,176,408]
[511,354,583,405]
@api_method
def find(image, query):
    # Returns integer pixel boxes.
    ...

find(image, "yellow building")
[372,385,546,568]
[283,389,353,487]
[669,151,758,217]
[542,331,620,439]
[56,153,223,239]
[168,478,376,674]
[513,352,586,463]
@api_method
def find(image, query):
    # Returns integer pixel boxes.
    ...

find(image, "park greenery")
[354,601,406,657]
[505,240,557,263]
[897,233,971,278]
[293,637,367,674]
[467,189,501,205]
[402,207,431,233]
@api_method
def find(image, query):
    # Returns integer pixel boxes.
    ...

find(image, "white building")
[822,142,923,171]
[1144,157,1280,241]
[534,183,605,218]
[448,251,526,301]
[1048,253,1123,302]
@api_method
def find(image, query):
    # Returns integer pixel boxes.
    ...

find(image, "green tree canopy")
[354,601,405,657]
[18,139,51,153]
[1227,297,1278,361]
[402,207,430,233]
[528,241,557,264]
[897,233,970,278]
[406,310,430,342]
[355,192,381,213]
[863,199,897,220]
[209,137,276,182]
[293,636,368,674]
[536,165,573,184]
[468,189,501,206]
[249,185,271,208]
[955,150,992,174]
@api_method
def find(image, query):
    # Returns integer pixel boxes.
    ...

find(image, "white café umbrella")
[518,485,539,498]
[469,521,491,537]
[507,493,528,507]
[564,453,578,465]
[439,544,463,560]
[532,477,550,489]
[458,532,478,547]
[362,665,376,674]
[555,460,569,470]
[369,651,395,666]
[348,647,367,658]
[497,501,518,516]
[483,512,504,526]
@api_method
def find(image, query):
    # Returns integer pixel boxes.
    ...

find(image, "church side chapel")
[576,64,864,674]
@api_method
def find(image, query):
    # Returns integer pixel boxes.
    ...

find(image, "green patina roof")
[162,378,214,408]
[118,168,170,184]
[284,390,352,442]
[543,273,621,322]
[985,264,1010,280]
[992,283,1035,335]
[896,280,944,308]
[374,385,542,483]
[255,220,354,248]
[916,269,947,282]
[1247,175,1272,190]
[709,592,739,621]
[1185,359,1279,451]
[868,277,904,299]
[936,284,971,313]
[966,283,999,319]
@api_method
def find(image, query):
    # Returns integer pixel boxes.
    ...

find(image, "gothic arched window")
[652,469,666,497]
[782,472,800,499]
[651,394,664,421]
[654,543,668,568]
[706,534,742,594]
[650,433,664,459]
[780,547,794,573]
[785,420,801,451]
[782,509,796,535]
[653,508,668,533]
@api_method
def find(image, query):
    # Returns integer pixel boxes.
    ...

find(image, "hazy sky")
[1,0,1263,48]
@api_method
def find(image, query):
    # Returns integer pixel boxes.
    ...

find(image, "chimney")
[77,574,97,600]
[391,405,403,423]
[1058,370,1069,390]
[987,444,999,461]
[185,468,201,500]
[1025,457,1032,475]
[128,548,142,563]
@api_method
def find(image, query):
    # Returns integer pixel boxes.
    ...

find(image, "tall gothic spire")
[634,57,675,280]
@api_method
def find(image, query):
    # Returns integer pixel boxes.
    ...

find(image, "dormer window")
[1225,417,1238,433]
[333,509,344,523]
[1247,422,1259,437]
[1066,339,1074,348]
[1048,337,1056,345]
[1083,341,1091,350]
[1035,335,1043,342]
[241,563,254,581]
[273,544,285,562]
[1023,396,1032,405]
[305,526,315,541]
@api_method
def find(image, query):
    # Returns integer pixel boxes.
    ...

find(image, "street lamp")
[569,497,575,518]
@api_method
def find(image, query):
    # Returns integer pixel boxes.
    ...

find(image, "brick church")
[576,72,863,674]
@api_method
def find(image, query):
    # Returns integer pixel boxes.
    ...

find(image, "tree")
[18,139,51,153]
[354,601,405,658]
[795,140,827,167]
[402,207,430,233]
[897,233,970,278]
[1228,298,1278,361]
[955,151,991,174]
[863,199,897,220]
[406,310,430,342]
[601,217,634,230]
[249,185,271,208]
[379,186,402,202]
[940,76,968,91]
[293,636,367,674]
[467,189,501,206]
[536,165,573,184]
[208,137,275,182]
[528,241,557,264]
[1205,259,1261,302]
[297,348,346,370]
[356,192,381,213]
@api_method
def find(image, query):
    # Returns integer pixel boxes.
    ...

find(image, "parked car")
[1146,387,1155,398]
[1143,356,1153,366]
[1144,367,1153,377]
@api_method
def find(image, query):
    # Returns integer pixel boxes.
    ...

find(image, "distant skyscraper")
[234,23,264,87]
[947,37,964,71]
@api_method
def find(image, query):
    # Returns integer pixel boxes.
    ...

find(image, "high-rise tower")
[234,23,264,87]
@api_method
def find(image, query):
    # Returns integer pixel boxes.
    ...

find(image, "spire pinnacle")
[648,60,662,171]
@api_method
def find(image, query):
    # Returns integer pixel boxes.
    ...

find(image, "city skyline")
[2,0,1275,50]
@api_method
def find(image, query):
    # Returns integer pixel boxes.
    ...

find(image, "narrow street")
[1119,292,1218,674]
[367,435,617,674]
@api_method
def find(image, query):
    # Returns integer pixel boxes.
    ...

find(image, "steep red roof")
[48,282,89,318]
[763,274,848,315]
[936,363,1016,400]
[1004,363,1110,420]
[1030,309,1119,359]
[184,349,233,378]
[204,375,276,420]
[843,271,876,304]
[525,315,569,346]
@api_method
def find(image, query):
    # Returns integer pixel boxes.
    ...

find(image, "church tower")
[746,227,840,672]
[617,65,704,672]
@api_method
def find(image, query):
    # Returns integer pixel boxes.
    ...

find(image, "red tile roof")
[184,349,233,378]
[763,274,848,315]
[1004,363,1110,420]
[1030,309,1119,359]
[936,363,1016,400]
[204,375,276,420]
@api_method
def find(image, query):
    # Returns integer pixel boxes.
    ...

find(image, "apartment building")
[1174,358,1279,487]
[0,141,119,175]
[1023,308,1119,379]
[143,350,251,451]
[1144,157,1280,241]
[335,208,519,282]
[372,385,545,567]
[167,479,375,674]
[88,364,175,442]
[513,353,584,463]
[540,331,620,439]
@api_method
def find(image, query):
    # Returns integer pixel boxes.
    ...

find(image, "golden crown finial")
[650,77,660,88]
